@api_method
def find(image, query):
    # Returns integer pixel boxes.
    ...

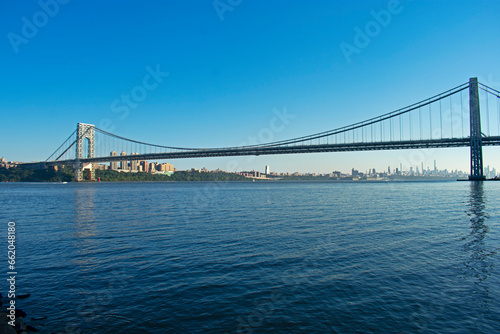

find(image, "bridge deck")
[25,136,500,167]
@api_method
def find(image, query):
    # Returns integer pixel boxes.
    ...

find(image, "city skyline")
[82,156,493,179]
[1,1,499,173]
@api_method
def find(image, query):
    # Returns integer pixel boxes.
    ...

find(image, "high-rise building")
[265,165,270,175]
[130,153,139,171]
[120,151,127,170]
[110,151,118,170]
[158,163,174,172]
[351,168,362,177]
[140,161,149,173]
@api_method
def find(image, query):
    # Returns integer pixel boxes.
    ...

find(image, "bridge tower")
[469,77,485,181]
[75,123,96,182]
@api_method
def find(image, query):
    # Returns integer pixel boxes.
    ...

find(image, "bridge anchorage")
[39,77,499,181]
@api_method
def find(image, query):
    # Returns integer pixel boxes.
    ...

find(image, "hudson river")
[1,181,499,333]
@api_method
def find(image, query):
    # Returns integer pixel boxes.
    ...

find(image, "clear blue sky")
[1,0,499,174]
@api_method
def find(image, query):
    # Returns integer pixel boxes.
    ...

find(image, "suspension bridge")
[22,78,500,181]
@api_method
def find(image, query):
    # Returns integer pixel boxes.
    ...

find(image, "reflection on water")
[2,182,500,333]
[73,186,98,266]
[463,182,496,331]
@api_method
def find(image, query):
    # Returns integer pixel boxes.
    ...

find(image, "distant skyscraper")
[265,165,270,175]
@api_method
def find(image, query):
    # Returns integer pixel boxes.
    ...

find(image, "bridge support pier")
[75,123,96,182]
[468,78,485,181]
[75,162,95,182]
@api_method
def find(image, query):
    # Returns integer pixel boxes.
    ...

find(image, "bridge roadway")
[24,136,500,167]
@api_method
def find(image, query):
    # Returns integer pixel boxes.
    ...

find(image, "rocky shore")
[0,293,37,334]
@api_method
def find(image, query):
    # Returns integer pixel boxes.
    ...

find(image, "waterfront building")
[120,151,127,170]
[110,151,118,170]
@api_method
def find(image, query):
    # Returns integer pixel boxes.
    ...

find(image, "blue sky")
[1,0,499,174]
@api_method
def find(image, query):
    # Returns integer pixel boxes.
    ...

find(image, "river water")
[1,181,499,333]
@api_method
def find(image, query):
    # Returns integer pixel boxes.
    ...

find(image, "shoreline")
[1,178,467,183]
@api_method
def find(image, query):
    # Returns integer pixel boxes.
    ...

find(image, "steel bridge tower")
[75,123,95,181]
[469,77,485,180]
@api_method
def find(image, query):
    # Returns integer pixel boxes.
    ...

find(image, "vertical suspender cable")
[486,91,490,136]
[390,118,393,141]
[461,91,464,138]
[439,99,443,139]
[429,104,432,140]
[497,94,500,136]
[409,111,412,141]
[419,107,422,140]
[399,115,402,141]
[450,96,453,138]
